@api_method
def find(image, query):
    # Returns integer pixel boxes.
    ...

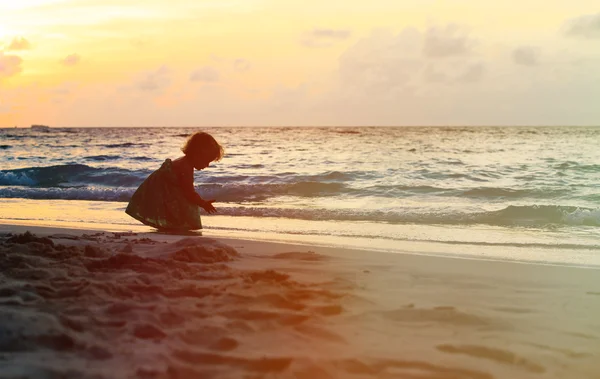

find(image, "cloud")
[422,64,448,83]
[301,28,351,48]
[338,28,418,93]
[137,65,171,92]
[190,66,220,83]
[0,52,23,78]
[61,53,81,66]
[6,37,31,51]
[423,24,476,58]
[233,58,251,72]
[513,46,539,66]
[338,26,484,95]
[563,13,600,39]
[308,24,600,126]
[456,62,485,83]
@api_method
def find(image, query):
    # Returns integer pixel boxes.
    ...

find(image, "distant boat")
[31,124,50,131]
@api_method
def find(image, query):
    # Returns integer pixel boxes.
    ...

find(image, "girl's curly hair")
[181,132,224,162]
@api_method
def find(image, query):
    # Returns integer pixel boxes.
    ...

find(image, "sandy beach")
[1,223,598,379]
[3,0,600,376]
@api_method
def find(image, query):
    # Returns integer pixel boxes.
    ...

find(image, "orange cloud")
[6,37,32,51]
[136,65,171,92]
[0,52,23,78]
[61,53,81,66]
[190,66,220,83]
[233,58,251,72]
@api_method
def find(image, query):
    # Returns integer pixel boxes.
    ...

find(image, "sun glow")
[0,0,599,127]
[0,0,69,11]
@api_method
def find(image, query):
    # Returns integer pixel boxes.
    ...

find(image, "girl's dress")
[125,159,202,230]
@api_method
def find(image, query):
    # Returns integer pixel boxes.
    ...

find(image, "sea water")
[1,126,599,265]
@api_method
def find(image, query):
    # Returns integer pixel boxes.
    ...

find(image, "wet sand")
[0,224,599,379]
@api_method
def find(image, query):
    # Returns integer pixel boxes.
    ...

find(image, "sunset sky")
[0,0,599,126]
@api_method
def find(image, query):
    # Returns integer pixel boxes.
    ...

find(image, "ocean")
[1,126,599,266]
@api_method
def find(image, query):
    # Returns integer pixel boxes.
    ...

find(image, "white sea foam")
[0,171,36,186]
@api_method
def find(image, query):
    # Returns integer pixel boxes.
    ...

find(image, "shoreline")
[2,198,599,268]
[1,220,599,270]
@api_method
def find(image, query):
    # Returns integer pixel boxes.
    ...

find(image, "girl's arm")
[176,161,217,213]
[178,165,203,205]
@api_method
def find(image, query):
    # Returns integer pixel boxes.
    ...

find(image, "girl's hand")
[200,199,217,214]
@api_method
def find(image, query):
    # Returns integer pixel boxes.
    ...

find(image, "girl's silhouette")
[126,131,224,231]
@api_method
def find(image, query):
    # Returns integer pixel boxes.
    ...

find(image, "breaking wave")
[0,165,577,202]
[0,165,149,187]
[210,205,600,228]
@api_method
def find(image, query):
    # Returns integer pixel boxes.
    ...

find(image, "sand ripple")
[0,232,352,378]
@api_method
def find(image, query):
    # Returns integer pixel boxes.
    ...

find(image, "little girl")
[125,131,224,231]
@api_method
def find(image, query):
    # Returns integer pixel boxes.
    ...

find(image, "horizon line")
[3,125,600,129]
